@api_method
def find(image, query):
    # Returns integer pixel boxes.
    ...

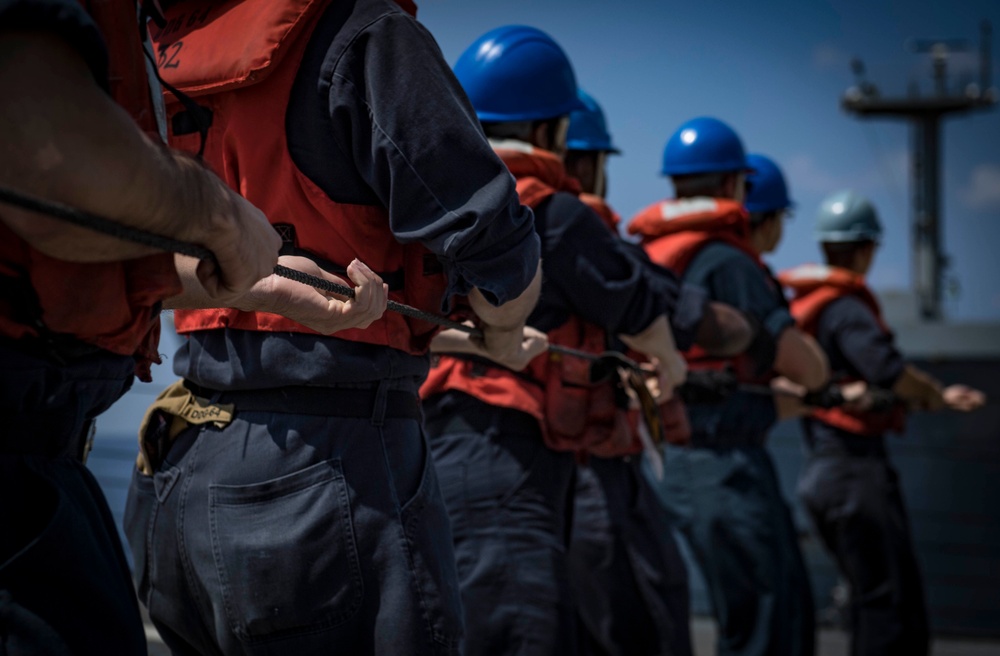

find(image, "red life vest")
[153,0,446,355]
[779,264,906,436]
[0,0,180,381]
[576,192,691,452]
[628,197,764,380]
[421,142,632,454]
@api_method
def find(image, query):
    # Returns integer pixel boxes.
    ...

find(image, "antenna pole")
[842,20,996,320]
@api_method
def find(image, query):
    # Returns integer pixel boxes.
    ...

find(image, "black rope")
[0,185,485,332]
[0,185,879,407]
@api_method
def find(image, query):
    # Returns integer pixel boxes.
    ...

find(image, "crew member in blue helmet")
[421,29,757,656]
[746,153,794,262]
[629,119,830,656]
[563,89,695,656]
[781,191,986,656]
[122,2,546,655]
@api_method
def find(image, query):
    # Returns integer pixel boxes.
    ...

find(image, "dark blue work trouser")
[125,382,464,656]
[423,391,578,656]
[0,342,147,656]
[650,445,815,656]
[569,456,693,656]
[797,440,929,656]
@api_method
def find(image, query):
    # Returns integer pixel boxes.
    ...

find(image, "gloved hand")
[802,383,845,409]
[678,369,738,405]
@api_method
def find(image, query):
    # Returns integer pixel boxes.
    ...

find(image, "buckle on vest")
[171,107,213,136]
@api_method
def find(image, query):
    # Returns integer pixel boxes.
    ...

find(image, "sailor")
[0,1,281,653]
[781,190,986,656]
[562,89,696,656]
[629,118,829,656]
[421,27,762,655]
[123,1,543,654]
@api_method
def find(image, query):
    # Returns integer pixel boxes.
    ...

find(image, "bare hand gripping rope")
[0,185,622,367]
[0,185,888,410]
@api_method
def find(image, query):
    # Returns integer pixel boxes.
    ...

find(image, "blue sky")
[418,0,1000,322]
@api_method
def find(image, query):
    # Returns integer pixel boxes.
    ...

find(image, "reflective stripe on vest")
[154,0,446,354]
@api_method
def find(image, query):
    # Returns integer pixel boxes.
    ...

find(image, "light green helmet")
[815,190,883,243]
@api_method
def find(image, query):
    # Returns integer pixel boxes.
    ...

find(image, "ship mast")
[842,21,997,321]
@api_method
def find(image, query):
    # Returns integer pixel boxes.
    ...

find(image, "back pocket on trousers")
[209,459,362,642]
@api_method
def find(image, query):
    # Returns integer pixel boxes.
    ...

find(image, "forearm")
[0,32,216,260]
[429,328,483,356]
[469,261,542,330]
[619,315,679,364]
[892,364,943,407]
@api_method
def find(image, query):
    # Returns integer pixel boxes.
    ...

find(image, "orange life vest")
[0,0,180,381]
[779,264,906,436]
[154,0,446,355]
[421,142,631,454]
[628,197,764,380]
[576,192,691,453]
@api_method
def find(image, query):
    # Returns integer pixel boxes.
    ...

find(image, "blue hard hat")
[453,25,586,123]
[745,153,795,214]
[566,90,620,154]
[815,190,883,242]
[660,116,750,176]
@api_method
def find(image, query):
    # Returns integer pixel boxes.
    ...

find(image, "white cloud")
[812,43,849,71]
[959,163,1000,212]
[784,154,845,193]
[784,150,908,196]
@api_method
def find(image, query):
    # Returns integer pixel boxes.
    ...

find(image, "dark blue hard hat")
[566,90,620,153]
[745,153,795,213]
[661,116,750,176]
[453,25,586,123]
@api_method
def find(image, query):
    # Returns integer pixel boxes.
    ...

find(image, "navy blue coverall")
[0,2,150,654]
[648,243,816,656]
[423,190,706,656]
[796,295,929,656]
[123,2,540,655]
[569,455,694,656]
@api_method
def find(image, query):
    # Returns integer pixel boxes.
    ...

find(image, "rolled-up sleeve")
[541,193,673,336]
[324,12,540,310]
